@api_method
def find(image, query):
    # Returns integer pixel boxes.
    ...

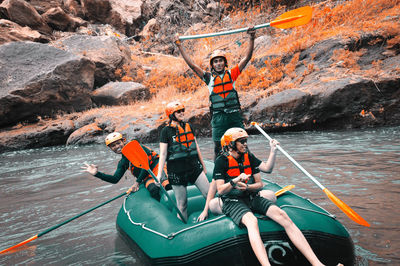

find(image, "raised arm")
[258,139,279,173]
[174,36,204,79]
[238,26,256,72]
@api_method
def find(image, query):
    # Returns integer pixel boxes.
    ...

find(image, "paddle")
[275,184,295,197]
[178,6,312,40]
[251,122,370,227]
[0,191,128,254]
[121,140,187,223]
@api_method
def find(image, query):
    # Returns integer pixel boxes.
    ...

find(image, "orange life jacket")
[209,70,241,113]
[167,122,198,160]
[227,153,253,183]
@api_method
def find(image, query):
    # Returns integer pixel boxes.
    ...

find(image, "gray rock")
[0,0,52,34]
[53,35,131,87]
[92,81,150,106]
[0,41,95,127]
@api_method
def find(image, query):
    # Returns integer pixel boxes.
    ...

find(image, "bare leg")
[209,197,223,214]
[266,205,324,266]
[241,212,271,266]
[194,171,210,198]
[172,185,188,221]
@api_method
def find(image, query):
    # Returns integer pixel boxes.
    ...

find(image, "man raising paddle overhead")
[174,26,256,158]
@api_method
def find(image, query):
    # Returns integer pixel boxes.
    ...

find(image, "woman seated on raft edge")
[208,127,343,266]
[197,132,279,222]
[156,101,210,222]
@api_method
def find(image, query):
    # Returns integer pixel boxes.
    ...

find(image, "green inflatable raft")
[116,162,355,266]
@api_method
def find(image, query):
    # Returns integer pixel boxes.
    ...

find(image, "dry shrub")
[331,49,365,70]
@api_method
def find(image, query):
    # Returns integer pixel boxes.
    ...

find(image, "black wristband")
[229,180,236,188]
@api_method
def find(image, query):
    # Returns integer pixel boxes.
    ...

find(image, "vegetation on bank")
[109,0,399,123]
[12,0,399,131]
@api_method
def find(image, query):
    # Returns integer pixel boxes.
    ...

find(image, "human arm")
[197,179,217,222]
[174,35,205,79]
[258,139,279,173]
[82,157,128,184]
[194,137,207,175]
[156,142,168,183]
[238,26,256,72]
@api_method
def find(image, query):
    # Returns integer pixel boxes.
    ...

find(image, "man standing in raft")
[82,132,171,201]
[214,128,328,266]
[174,27,256,158]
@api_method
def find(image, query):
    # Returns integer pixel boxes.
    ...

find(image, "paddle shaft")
[254,123,325,190]
[146,169,187,223]
[0,192,127,254]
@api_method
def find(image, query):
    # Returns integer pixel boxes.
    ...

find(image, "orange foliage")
[331,49,365,70]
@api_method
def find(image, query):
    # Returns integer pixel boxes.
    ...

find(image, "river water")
[0,126,399,265]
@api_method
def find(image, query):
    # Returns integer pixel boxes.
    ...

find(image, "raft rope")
[122,197,226,240]
[279,205,336,219]
[122,197,336,240]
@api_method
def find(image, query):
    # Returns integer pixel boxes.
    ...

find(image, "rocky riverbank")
[0,0,399,152]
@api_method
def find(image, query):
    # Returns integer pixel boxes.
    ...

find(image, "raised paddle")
[0,191,128,254]
[251,122,370,227]
[178,6,312,40]
[121,140,187,223]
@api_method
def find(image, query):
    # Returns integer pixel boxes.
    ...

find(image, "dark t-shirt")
[160,123,200,174]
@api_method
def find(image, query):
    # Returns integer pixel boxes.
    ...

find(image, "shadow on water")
[0,126,399,265]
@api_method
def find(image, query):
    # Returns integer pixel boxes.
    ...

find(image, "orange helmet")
[165,101,185,118]
[222,127,248,148]
[105,132,123,146]
[210,49,227,67]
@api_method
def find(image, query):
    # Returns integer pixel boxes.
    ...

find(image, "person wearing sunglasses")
[212,127,326,266]
[156,101,209,222]
[197,133,278,222]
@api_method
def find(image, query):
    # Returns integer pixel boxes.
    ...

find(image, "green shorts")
[221,195,274,227]
[211,111,244,141]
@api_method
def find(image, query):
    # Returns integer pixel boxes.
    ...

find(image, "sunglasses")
[175,109,185,114]
[237,138,247,144]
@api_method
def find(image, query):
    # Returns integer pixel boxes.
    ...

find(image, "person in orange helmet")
[156,101,210,222]
[197,131,278,222]
[174,27,256,158]
[213,128,328,266]
[82,132,171,201]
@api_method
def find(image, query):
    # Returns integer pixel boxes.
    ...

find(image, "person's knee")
[147,183,161,201]
[241,212,258,227]
[209,198,223,215]
[268,206,292,226]
[259,190,277,203]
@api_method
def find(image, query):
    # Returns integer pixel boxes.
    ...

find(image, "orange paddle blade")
[323,188,370,227]
[0,235,38,254]
[121,140,150,170]
[275,185,295,197]
[271,6,312,29]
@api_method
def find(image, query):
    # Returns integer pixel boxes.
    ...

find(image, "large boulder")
[66,122,103,145]
[81,0,144,35]
[0,41,95,127]
[0,0,52,34]
[249,74,400,130]
[0,19,50,45]
[92,81,150,106]
[0,119,75,152]
[42,6,87,31]
[53,35,131,87]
